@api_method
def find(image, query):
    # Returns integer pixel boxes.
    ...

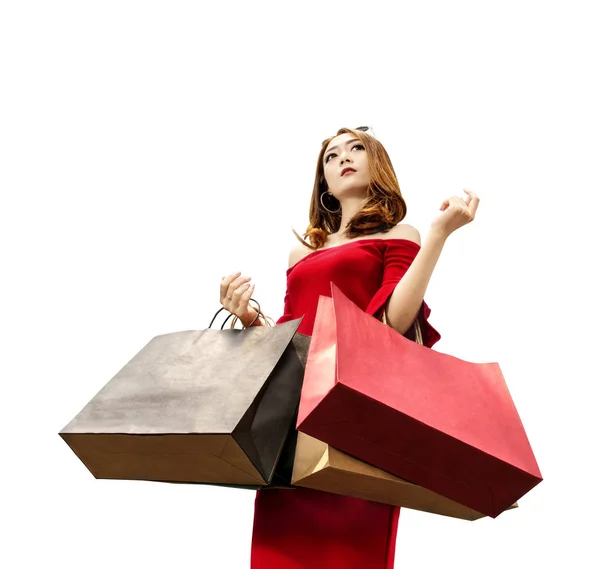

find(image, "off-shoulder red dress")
[250,238,441,569]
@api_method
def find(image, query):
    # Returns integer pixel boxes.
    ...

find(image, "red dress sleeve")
[365,239,441,348]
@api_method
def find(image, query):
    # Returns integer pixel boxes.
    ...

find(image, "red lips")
[341,168,356,176]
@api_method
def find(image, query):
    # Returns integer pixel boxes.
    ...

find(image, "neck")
[333,194,368,236]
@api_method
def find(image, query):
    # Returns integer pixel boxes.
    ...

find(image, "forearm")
[384,228,447,335]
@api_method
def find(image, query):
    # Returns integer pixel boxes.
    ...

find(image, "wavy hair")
[293,127,408,250]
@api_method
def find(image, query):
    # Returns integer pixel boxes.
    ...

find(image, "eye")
[324,144,364,163]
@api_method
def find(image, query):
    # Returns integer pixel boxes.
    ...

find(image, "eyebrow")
[324,138,361,157]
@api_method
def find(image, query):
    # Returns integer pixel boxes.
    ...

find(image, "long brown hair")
[293,127,408,250]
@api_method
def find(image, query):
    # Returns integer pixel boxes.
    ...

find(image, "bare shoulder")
[383,223,421,246]
[288,240,314,268]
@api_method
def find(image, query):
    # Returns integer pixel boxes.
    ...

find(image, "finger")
[448,196,467,209]
[464,189,480,214]
[446,197,475,223]
[232,282,252,303]
[240,284,256,312]
[221,272,243,305]
[228,275,252,297]
[224,272,241,282]
[220,272,241,294]
[225,274,249,292]
[462,188,479,200]
[242,284,257,314]
[454,196,477,223]
[242,284,255,301]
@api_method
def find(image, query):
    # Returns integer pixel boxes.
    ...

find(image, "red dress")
[250,238,441,569]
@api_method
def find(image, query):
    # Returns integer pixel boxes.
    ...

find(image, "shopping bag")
[171,414,301,492]
[297,283,542,518]
[291,432,517,521]
[60,303,310,486]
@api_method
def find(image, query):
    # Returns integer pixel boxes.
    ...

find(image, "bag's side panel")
[234,333,310,481]
[297,296,338,428]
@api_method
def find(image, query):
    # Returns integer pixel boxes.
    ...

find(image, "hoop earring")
[320,192,340,214]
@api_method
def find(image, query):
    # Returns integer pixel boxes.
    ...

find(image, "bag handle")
[381,307,424,345]
[208,298,274,330]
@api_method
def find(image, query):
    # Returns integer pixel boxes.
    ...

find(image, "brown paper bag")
[291,432,518,521]
[60,317,310,486]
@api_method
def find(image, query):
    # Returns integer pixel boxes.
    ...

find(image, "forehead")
[324,133,358,153]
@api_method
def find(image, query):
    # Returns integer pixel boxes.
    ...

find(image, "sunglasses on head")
[321,126,377,151]
[355,125,376,137]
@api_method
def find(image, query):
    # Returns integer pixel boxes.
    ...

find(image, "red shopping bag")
[296,283,542,518]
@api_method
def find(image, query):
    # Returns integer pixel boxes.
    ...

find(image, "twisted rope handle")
[381,308,424,345]
[208,298,274,330]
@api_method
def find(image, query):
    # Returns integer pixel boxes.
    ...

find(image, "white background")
[1,1,598,567]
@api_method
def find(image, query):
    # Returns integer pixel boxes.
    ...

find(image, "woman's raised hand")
[220,272,258,326]
[431,189,480,238]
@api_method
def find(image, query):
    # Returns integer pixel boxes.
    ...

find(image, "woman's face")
[322,133,370,198]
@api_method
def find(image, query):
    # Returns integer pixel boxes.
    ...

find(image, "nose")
[339,149,352,163]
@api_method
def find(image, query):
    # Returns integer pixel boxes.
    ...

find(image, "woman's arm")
[384,228,447,335]
[385,188,479,335]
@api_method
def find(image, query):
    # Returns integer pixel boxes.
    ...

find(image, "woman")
[219,127,479,568]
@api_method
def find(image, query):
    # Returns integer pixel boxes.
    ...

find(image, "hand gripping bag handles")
[297,283,543,519]
[59,299,310,487]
